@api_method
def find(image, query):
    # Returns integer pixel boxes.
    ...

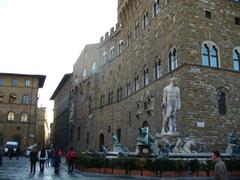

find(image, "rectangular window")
[25,80,31,87]
[12,79,17,86]
[22,95,30,104]
[107,126,111,133]
[205,11,211,19]
[235,17,240,25]
[0,79,4,86]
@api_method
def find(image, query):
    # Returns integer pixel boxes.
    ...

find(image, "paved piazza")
[0,156,239,180]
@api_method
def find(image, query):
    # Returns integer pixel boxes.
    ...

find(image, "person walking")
[15,145,21,160]
[29,147,38,174]
[211,150,229,180]
[7,146,14,160]
[38,147,48,173]
[57,148,63,157]
[66,147,77,174]
[53,149,61,174]
[46,149,50,167]
[49,149,55,167]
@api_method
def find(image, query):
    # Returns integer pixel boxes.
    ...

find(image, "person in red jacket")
[66,147,77,174]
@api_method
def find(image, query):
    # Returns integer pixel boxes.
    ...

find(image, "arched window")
[111,91,113,103]
[102,51,107,64]
[110,46,115,60]
[202,44,210,66]
[201,42,219,67]
[21,113,28,122]
[154,0,160,16]
[88,96,92,115]
[126,80,131,96]
[82,68,87,80]
[233,48,240,71]
[155,58,162,79]
[118,40,124,54]
[143,11,149,28]
[142,121,149,128]
[116,128,121,143]
[134,73,139,91]
[86,131,90,145]
[127,32,132,47]
[134,21,140,38]
[99,133,105,151]
[100,94,104,107]
[117,87,122,101]
[169,48,177,71]
[108,91,113,104]
[143,66,149,86]
[117,88,120,102]
[74,74,79,85]
[211,46,219,67]
[8,112,15,121]
[218,91,226,115]
[91,62,96,74]
[22,95,30,104]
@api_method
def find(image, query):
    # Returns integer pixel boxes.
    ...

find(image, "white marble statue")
[182,139,196,153]
[172,138,197,153]
[172,138,183,153]
[161,78,181,134]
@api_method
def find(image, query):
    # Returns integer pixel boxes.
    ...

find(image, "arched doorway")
[99,133,105,151]
[142,121,149,128]
[12,134,21,146]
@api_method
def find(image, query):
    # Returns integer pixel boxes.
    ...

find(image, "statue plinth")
[155,132,180,137]
[154,132,180,148]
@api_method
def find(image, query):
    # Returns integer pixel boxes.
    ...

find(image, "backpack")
[40,150,46,158]
[70,151,77,160]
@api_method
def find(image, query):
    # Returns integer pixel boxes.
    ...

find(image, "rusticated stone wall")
[69,0,240,152]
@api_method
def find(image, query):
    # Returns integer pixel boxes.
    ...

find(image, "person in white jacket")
[38,147,48,173]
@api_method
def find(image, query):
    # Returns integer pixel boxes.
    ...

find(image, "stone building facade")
[0,73,46,151]
[71,44,100,152]
[54,0,240,152]
[36,107,49,149]
[50,73,72,152]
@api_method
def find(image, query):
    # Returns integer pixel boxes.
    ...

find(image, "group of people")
[29,146,77,175]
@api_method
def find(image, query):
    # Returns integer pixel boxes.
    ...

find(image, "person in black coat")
[7,147,14,160]
[16,146,21,160]
[29,147,38,174]
[54,150,61,174]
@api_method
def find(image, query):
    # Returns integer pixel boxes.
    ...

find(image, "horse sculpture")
[172,138,197,153]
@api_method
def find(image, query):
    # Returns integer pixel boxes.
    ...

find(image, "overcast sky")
[0,0,117,124]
